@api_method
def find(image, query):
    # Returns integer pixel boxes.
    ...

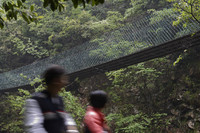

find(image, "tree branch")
[190,1,200,24]
[176,3,200,24]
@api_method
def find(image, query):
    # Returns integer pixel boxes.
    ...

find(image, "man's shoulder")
[31,91,47,99]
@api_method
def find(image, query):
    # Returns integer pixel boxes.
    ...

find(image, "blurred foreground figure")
[24,65,79,133]
[84,90,111,133]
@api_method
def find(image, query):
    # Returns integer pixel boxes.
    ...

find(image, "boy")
[25,65,79,133]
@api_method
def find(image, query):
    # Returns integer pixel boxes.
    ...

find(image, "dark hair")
[89,90,108,108]
[42,65,67,85]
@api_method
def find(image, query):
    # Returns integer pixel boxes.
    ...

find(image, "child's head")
[89,90,108,109]
[42,65,69,95]
[43,65,67,85]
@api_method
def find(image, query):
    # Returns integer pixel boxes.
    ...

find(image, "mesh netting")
[0,13,199,90]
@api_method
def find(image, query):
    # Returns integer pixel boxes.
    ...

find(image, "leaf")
[82,0,86,8]
[30,5,34,12]
[21,12,30,24]
[7,2,14,10]
[17,0,22,7]
[3,2,10,11]
[99,0,104,4]
[37,16,44,19]
[43,0,49,8]
[34,12,38,16]
[183,23,187,28]
[6,11,13,21]
[0,17,4,29]
[58,4,62,12]
[28,15,33,21]
[91,0,95,6]
[50,3,56,11]
[14,11,18,20]
[173,55,183,66]
[72,0,78,8]
[50,0,58,11]
[22,0,26,2]
[95,0,99,5]
[0,9,4,13]
[58,4,64,12]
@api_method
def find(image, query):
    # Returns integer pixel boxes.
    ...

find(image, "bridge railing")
[0,12,199,90]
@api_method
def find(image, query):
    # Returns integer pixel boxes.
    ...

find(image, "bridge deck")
[69,31,200,79]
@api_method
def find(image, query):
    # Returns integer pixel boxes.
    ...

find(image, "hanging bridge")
[0,13,200,91]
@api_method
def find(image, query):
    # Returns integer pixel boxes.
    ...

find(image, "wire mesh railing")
[0,12,199,90]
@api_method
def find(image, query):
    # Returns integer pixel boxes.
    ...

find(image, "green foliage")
[0,0,126,60]
[89,30,150,60]
[0,0,37,28]
[106,11,123,26]
[99,45,200,132]
[59,89,85,128]
[99,57,176,131]
[0,89,30,133]
[173,54,183,66]
[149,8,176,25]
[168,0,200,26]
[124,0,149,19]
[0,0,105,29]
[12,37,49,58]
[0,0,128,71]
[104,60,165,117]
[0,0,179,72]
[106,62,162,88]
[106,113,170,133]
[0,76,84,133]
[124,0,168,20]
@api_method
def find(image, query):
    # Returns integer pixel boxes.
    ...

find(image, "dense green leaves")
[0,0,105,29]
[107,113,169,133]
[168,0,200,26]
[0,89,30,133]
[0,1,37,28]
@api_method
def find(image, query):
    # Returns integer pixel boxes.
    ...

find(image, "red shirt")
[84,106,110,133]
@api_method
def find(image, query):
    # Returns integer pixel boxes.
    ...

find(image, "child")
[84,90,111,133]
[24,65,79,133]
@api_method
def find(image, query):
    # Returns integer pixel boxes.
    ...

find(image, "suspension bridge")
[0,13,200,91]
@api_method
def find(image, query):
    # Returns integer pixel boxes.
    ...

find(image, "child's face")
[49,75,69,95]
[57,75,69,88]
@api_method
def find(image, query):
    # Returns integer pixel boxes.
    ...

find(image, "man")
[84,90,111,133]
[24,65,79,133]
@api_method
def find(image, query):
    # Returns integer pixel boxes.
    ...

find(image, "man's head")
[89,90,108,109]
[42,65,69,95]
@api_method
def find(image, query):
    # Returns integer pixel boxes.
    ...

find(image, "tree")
[0,0,105,29]
[168,0,200,26]
[0,0,128,72]
[124,0,169,21]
